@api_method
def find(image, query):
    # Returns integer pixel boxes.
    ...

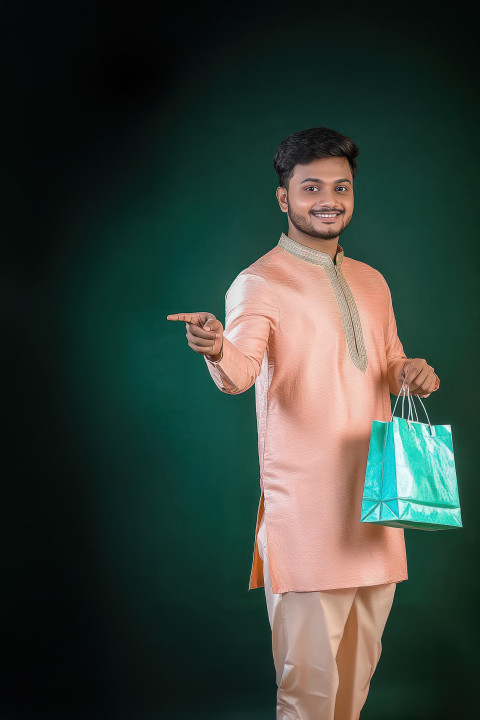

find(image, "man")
[167,126,439,720]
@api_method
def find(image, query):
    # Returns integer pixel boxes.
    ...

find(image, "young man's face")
[276,156,354,241]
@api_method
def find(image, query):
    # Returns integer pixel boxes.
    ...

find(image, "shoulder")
[225,247,282,297]
[343,256,391,295]
[243,246,283,280]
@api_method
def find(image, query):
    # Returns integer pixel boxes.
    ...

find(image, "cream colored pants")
[257,514,396,720]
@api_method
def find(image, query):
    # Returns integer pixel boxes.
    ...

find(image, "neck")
[286,224,339,263]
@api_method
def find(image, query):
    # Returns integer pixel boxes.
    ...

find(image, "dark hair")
[273,126,359,189]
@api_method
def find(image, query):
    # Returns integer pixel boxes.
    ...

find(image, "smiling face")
[276,156,354,242]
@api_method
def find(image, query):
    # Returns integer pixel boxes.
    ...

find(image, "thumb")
[402,358,412,383]
[203,313,220,332]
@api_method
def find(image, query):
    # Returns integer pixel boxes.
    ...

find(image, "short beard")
[287,205,352,240]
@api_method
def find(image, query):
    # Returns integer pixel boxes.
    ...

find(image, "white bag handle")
[391,381,435,437]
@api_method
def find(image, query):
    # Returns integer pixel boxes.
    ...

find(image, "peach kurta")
[204,232,439,594]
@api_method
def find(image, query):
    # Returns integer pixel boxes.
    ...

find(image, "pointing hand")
[166,312,224,360]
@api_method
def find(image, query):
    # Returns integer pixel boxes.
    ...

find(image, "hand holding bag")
[361,382,462,530]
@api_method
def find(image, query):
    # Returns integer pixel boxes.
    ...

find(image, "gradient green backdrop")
[1,1,478,719]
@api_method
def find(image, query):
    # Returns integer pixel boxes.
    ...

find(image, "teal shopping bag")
[361,383,462,530]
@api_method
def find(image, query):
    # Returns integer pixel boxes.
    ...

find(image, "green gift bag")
[361,383,462,530]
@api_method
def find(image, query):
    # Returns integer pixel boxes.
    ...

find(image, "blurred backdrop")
[1,1,478,718]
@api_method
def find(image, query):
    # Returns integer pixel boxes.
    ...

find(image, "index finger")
[166,313,199,323]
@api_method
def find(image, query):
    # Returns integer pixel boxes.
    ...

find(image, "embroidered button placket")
[277,232,368,373]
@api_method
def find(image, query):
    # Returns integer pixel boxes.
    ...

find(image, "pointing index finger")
[167,313,195,322]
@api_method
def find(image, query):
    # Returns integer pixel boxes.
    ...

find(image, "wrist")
[206,341,223,363]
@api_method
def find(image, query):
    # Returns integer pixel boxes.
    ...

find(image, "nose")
[315,187,339,208]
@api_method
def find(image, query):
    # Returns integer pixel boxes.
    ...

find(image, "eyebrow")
[299,177,352,185]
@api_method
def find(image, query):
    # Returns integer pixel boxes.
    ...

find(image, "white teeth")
[315,213,338,217]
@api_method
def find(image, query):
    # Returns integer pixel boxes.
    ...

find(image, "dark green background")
[1,1,478,718]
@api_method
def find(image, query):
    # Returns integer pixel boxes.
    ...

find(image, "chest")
[272,266,388,372]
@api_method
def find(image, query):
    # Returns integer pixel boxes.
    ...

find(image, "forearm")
[204,336,263,395]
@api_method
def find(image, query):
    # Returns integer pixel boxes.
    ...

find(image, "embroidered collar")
[277,232,344,269]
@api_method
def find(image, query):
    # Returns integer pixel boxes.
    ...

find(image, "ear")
[276,186,288,213]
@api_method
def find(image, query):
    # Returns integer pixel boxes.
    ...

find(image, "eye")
[305,186,319,191]
[335,186,349,192]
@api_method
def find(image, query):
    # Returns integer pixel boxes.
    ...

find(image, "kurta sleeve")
[203,271,279,395]
[382,275,439,398]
